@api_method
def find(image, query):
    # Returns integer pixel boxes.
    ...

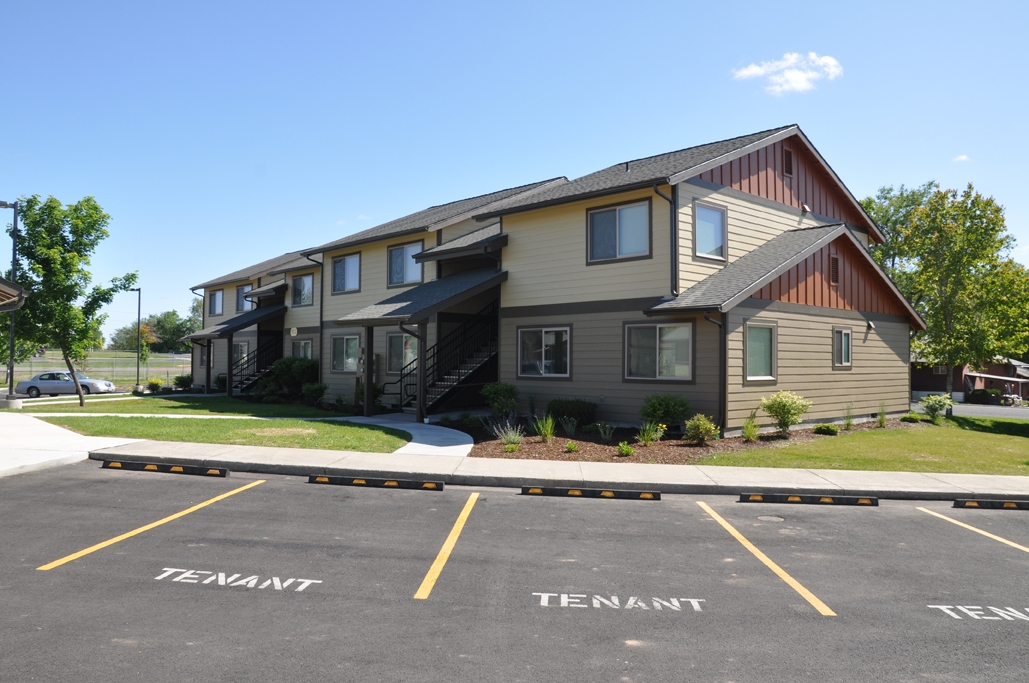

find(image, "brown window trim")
[329,333,361,373]
[290,338,314,359]
[385,332,418,374]
[235,284,253,313]
[692,198,728,263]
[386,240,425,289]
[832,326,853,370]
[208,290,224,317]
[291,273,316,308]
[515,324,573,380]
[585,197,653,266]
[330,252,362,295]
[621,319,697,384]
[743,319,777,385]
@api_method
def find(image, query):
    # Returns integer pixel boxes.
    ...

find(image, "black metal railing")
[383,300,498,410]
[229,338,283,391]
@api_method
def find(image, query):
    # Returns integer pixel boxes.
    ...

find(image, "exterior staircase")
[229,338,283,393]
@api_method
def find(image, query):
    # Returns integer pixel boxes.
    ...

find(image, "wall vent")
[830,256,840,284]
[783,148,794,177]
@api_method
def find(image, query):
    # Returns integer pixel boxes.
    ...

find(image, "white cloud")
[733,52,843,95]
[336,220,347,226]
[357,214,371,220]
[953,154,970,162]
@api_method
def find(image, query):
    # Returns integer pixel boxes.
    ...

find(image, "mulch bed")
[443,418,923,466]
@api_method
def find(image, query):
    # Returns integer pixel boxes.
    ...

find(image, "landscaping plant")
[484,415,523,445]
[640,394,690,428]
[565,441,579,453]
[877,401,888,428]
[546,398,597,427]
[843,403,854,430]
[635,421,666,447]
[684,414,719,445]
[900,413,923,423]
[301,382,328,407]
[558,416,577,436]
[531,414,556,443]
[759,390,812,437]
[919,393,953,425]
[616,441,634,457]
[741,410,759,442]
[813,423,839,436]
[146,378,163,393]
[481,382,519,417]
[173,374,192,390]
[504,444,519,453]
[595,422,615,443]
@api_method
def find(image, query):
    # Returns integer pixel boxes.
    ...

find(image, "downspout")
[304,254,325,391]
[190,288,205,391]
[704,311,727,436]
[653,184,678,297]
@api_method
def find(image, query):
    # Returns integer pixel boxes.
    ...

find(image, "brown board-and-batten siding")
[696,136,865,228]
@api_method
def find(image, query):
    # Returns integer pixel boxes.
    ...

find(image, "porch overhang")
[415,224,507,263]
[182,304,287,341]
[336,269,507,327]
[243,279,288,301]
[0,276,26,312]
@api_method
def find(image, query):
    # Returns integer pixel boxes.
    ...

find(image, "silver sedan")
[16,372,117,398]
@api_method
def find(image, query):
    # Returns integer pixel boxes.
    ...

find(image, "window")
[694,201,726,260]
[332,254,360,293]
[745,322,776,381]
[292,274,314,307]
[518,327,570,377]
[209,290,223,316]
[833,328,852,368]
[933,365,947,375]
[388,242,423,286]
[588,201,649,262]
[387,334,418,373]
[199,344,207,367]
[331,336,359,372]
[232,342,249,363]
[783,148,794,177]
[236,284,253,312]
[291,340,312,359]
[830,256,840,285]
[625,323,693,380]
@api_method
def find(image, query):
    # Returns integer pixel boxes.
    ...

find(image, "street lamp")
[129,287,142,392]
[0,200,19,408]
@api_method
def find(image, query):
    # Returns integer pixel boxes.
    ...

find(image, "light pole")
[0,200,19,408]
[129,287,142,392]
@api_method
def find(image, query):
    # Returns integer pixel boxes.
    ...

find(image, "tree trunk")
[63,353,86,407]
[944,363,954,417]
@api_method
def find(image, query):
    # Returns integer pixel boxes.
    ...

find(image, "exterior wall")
[437,216,497,243]
[695,135,868,229]
[500,186,673,308]
[726,301,911,430]
[498,306,721,424]
[676,180,826,291]
[191,279,258,389]
[749,235,906,316]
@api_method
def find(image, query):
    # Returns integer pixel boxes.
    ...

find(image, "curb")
[1,453,90,480]
[85,451,1029,502]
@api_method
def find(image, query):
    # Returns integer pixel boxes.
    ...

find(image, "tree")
[860,181,936,299]
[106,306,201,353]
[904,184,1029,413]
[8,195,137,405]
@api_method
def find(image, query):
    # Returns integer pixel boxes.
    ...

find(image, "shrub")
[481,382,519,417]
[590,422,615,443]
[464,415,481,430]
[558,416,577,436]
[900,413,923,423]
[214,374,227,392]
[173,374,192,390]
[616,441,634,457]
[261,394,282,404]
[813,423,839,436]
[842,403,854,431]
[741,410,759,442]
[759,390,812,436]
[531,414,556,443]
[504,444,519,453]
[484,415,523,445]
[334,394,353,415]
[565,441,579,453]
[301,382,328,406]
[877,401,888,428]
[684,414,719,445]
[263,357,319,399]
[919,393,953,424]
[640,394,690,428]
[635,421,666,447]
[546,399,598,427]
[967,388,1001,404]
[146,378,163,393]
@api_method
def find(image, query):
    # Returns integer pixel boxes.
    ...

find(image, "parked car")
[16,372,117,398]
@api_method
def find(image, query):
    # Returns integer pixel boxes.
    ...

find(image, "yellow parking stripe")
[37,480,265,571]
[697,501,836,616]
[414,492,479,600]
[918,507,1029,553]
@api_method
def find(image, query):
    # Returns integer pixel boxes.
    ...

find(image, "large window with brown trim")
[209,290,223,316]
[694,200,727,261]
[518,327,570,377]
[331,335,359,372]
[292,274,314,307]
[387,333,418,373]
[587,201,649,263]
[388,242,423,286]
[332,254,360,293]
[745,321,776,381]
[625,323,693,380]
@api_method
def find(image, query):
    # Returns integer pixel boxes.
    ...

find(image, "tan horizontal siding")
[438,216,495,242]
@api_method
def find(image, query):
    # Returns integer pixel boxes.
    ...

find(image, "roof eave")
[301,226,429,258]
[473,180,666,221]
[415,234,508,263]
[665,126,800,186]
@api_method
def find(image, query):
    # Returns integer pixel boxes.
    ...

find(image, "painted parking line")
[36,480,266,571]
[917,507,1029,553]
[413,492,479,600]
[696,501,836,617]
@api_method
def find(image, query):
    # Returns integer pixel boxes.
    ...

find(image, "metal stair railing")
[230,338,283,391]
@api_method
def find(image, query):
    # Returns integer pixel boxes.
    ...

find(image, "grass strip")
[20,395,337,417]
[41,416,410,452]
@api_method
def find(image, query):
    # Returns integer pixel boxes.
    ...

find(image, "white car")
[16,372,117,398]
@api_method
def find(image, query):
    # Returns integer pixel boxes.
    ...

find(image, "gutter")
[652,184,678,297]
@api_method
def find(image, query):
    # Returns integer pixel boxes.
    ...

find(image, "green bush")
[586,422,616,443]
[616,441,634,457]
[301,382,328,406]
[558,416,577,436]
[214,374,227,392]
[640,394,690,427]
[484,415,523,445]
[265,357,319,399]
[760,390,812,436]
[481,382,519,417]
[967,388,1001,404]
[900,413,923,423]
[530,414,556,443]
[741,410,759,442]
[146,378,163,393]
[684,414,719,444]
[173,374,192,390]
[565,441,579,453]
[877,400,888,428]
[334,394,354,415]
[546,398,597,427]
[843,403,854,431]
[504,443,519,453]
[635,421,666,447]
[813,423,839,436]
[920,393,953,424]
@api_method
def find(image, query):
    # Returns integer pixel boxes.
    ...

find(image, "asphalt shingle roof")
[183,304,287,340]
[304,179,563,256]
[336,269,507,325]
[476,125,797,218]
[192,251,311,290]
[418,223,503,257]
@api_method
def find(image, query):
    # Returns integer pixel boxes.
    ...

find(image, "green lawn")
[20,395,333,418]
[701,417,1029,475]
[41,416,409,452]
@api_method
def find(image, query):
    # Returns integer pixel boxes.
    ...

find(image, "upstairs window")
[236,284,253,312]
[292,274,314,307]
[209,290,223,316]
[333,254,360,293]
[588,201,649,262]
[388,242,423,286]
[694,201,727,261]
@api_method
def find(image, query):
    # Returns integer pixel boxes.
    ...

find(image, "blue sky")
[2,0,1026,339]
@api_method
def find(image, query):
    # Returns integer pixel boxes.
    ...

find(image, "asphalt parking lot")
[2,461,1028,682]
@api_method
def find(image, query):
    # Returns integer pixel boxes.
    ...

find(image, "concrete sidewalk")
[0,413,142,478]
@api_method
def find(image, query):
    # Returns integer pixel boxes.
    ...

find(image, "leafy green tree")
[8,195,136,405]
[860,181,936,298]
[904,185,1029,413]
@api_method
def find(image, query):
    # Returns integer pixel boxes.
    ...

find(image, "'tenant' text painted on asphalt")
[533,593,704,611]
[155,568,321,592]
